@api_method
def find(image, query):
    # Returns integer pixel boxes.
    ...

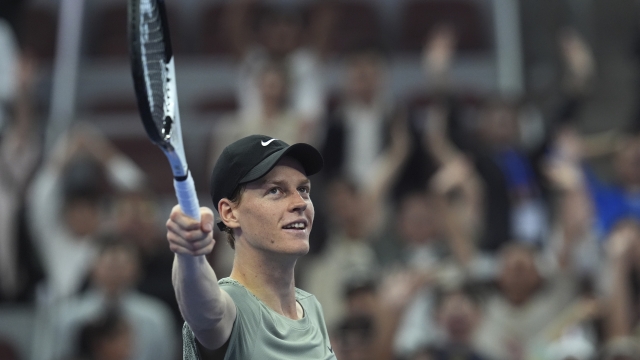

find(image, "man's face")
[92,246,139,297]
[65,199,101,237]
[478,103,519,147]
[259,68,287,108]
[233,157,314,256]
[436,292,480,343]
[497,246,542,305]
[397,193,440,245]
[346,56,383,104]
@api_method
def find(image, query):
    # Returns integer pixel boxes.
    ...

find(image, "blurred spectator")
[376,282,490,360]
[473,243,583,360]
[27,125,145,302]
[74,308,134,360]
[237,61,310,143]
[344,280,378,320]
[544,125,640,261]
[418,27,604,251]
[227,0,327,124]
[408,285,488,360]
[333,315,375,360]
[0,32,43,302]
[46,237,177,360]
[596,136,640,232]
[474,97,550,248]
[210,61,312,165]
[372,269,433,360]
[320,47,407,188]
[111,189,182,330]
[301,177,381,330]
[431,286,485,360]
[376,162,482,357]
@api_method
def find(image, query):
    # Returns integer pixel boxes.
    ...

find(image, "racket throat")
[161,145,189,179]
[161,115,173,141]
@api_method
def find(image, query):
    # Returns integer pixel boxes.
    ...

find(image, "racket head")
[129,0,188,178]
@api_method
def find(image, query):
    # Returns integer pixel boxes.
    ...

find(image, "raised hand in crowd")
[559,27,595,96]
[422,24,457,89]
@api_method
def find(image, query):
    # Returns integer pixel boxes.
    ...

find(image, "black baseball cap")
[210,135,323,226]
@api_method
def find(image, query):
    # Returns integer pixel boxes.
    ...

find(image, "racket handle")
[174,172,201,221]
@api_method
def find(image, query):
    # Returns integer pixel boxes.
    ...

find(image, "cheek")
[306,200,315,220]
[241,203,277,232]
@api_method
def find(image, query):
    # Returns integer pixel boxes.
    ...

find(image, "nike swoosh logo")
[261,139,277,146]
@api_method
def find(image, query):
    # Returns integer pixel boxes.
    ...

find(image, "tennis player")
[166,135,336,360]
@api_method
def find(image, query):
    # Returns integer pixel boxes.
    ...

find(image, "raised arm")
[359,108,412,235]
[603,222,639,339]
[543,128,594,269]
[373,270,433,360]
[166,206,237,350]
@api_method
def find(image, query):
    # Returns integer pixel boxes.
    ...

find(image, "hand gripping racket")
[128,0,200,221]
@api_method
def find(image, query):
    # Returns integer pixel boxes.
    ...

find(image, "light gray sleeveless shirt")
[182,278,337,360]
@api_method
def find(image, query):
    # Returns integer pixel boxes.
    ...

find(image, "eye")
[298,186,310,195]
[268,187,282,195]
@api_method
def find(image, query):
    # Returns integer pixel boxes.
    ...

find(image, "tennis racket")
[128,0,200,221]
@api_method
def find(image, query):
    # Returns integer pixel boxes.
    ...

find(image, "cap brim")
[240,143,324,184]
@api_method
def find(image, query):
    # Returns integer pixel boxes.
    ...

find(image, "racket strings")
[138,0,169,135]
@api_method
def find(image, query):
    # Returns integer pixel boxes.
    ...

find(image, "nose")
[288,192,308,213]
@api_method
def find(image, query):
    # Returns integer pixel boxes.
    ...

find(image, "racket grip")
[174,172,201,221]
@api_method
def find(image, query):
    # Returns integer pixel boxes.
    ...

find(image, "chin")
[279,240,310,257]
[289,242,311,256]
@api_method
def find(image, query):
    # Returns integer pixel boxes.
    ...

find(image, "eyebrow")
[257,177,310,187]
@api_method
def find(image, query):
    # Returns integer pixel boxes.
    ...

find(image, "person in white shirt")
[27,125,146,302]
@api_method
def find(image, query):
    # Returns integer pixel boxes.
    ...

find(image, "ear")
[218,198,240,230]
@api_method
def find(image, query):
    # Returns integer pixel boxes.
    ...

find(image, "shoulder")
[295,288,325,319]
[218,278,262,321]
[218,278,254,300]
[294,287,315,301]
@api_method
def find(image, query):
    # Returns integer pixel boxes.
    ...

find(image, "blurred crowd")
[2,1,640,360]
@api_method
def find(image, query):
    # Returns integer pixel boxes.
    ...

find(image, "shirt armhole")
[195,336,230,360]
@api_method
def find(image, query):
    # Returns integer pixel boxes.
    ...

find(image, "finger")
[167,232,214,253]
[200,207,215,233]
[169,205,201,231]
[167,233,213,252]
[191,243,215,256]
[167,221,209,244]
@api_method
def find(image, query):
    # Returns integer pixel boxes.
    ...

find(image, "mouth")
[282,219,309,232]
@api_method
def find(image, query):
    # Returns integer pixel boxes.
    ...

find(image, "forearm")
[606,262,633,339]
[436,195,475,268]
[172,254,235,348]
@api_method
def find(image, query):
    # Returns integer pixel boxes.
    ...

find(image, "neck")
[230,244,300,319]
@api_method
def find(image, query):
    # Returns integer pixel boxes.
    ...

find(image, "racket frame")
[129,0,200,220]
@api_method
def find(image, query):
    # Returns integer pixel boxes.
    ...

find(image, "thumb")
[200,207,215,233]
